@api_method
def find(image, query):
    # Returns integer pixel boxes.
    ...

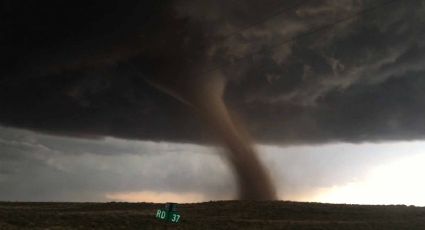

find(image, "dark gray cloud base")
[1,0,425,144]
[0,126,234,201]
[1,126,413,202]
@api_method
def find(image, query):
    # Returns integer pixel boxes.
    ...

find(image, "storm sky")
[1,0,425,204]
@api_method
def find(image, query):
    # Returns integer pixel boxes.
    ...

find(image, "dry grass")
[1,201,424,229]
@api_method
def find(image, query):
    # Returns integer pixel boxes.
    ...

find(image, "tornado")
[146,71,277,200]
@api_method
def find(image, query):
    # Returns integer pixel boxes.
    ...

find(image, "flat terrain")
[0,201,424,229]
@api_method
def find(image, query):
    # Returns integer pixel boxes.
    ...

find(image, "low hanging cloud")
[0,126,235,201]
[1,0,425,145]
[2,126,422,203]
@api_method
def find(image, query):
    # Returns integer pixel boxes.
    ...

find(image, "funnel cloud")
[1,0,425,200]
[148,72,276,199]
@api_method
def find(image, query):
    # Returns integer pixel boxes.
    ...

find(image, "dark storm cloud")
[1,0,425,144]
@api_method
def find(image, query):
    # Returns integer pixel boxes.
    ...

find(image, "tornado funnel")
[147,72,277,200]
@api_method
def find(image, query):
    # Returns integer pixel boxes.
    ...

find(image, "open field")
[0,201,424,229]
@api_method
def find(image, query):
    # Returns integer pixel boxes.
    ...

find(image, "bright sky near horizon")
[1,126,424,206]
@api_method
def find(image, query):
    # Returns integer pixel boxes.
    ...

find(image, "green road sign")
[155,209,167,220]
[155,203,181,223]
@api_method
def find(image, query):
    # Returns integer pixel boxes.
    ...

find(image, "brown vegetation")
[1,201,424,229]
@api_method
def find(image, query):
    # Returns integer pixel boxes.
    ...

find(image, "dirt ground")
[0,201,424,229]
